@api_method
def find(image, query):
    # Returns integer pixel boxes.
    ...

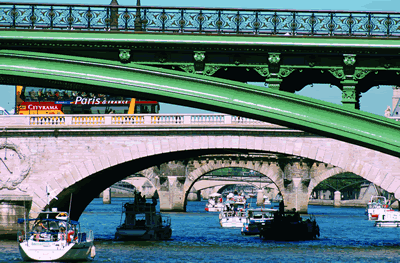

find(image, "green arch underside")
[0,50,399,157]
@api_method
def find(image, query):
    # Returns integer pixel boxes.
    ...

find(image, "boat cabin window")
[253,213,263,219]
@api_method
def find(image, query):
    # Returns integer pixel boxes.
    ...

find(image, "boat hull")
[115,226,172,240]
[19,240,94,262]
[373,210,400,227]
[375,221,400,227]
[259,221,319,241]
[241,223,261,235]
[242,219,273,235]
[206,207,223,212]
[220,217,246,228]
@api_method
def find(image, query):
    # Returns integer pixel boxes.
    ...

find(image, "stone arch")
[195,181,273,192]
[184,161,283,195]
[307,167,346,197]
[33,135,400,216]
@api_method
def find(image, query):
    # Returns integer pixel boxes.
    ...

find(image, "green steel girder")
[0,50,399,158]
[2,31,400,90]
[3,31,400,60]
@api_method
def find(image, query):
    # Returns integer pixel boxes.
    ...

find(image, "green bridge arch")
[0,49,399,157]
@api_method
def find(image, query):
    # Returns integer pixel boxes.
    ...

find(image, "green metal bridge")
[0,2,400,158]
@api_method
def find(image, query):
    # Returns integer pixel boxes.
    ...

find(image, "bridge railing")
[0,114,281,127]
[1,3,400,37]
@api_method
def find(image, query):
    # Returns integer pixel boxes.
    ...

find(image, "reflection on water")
[2,198,400,262]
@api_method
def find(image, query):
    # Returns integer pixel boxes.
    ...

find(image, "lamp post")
[110,0,119,30]
[134,0,143,31]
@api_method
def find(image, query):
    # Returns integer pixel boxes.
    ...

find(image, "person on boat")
[233,205,238,215]
[34,221,47,241]
[279,200,284,214]
[58,226,67,241]
[152,195,158,206]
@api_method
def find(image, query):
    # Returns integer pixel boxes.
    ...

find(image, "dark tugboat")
[258,200,320,241]
[115,191,172,240]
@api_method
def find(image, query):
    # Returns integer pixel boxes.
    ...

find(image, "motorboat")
[219,193,248,228]
[17,209,95,262]
[115,192,172,240]
[248,192,256,198]
[259,201,320,241]
[241,208,277,235]
[219,210,247,228]
[365,195,391,220]
[374,209,400,227]
[263,196,271,206]
[225,193,247,206]
[205,193,224,212]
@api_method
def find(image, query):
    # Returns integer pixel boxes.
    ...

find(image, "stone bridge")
[0,113,399,238]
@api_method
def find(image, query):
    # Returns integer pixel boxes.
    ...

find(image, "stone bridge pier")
[279,160,331,213]
[150,161,188,212]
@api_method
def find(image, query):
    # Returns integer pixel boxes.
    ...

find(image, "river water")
[2,198,400,262]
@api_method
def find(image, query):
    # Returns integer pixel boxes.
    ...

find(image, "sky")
[0,0,398,116]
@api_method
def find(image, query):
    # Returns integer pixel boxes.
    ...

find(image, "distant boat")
[205,193,224,212]
[219,194,248,228]
[263,196,271,206]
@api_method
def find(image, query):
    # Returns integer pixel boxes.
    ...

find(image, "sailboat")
[17,186,96,261]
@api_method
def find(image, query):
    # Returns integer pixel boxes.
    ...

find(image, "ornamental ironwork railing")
[1,2,400,37]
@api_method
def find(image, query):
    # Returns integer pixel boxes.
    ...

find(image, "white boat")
[115,192,172,240]
[205,193,224,212]
[219,210,247,228]
[374,209,400,227]
[366,195,391,220]
[17,209,95,262]
[219,194,248,228]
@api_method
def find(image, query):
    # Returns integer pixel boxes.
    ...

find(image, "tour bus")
[15,86,160,115]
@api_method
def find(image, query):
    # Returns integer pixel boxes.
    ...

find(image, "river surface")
[2,198,400,262]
